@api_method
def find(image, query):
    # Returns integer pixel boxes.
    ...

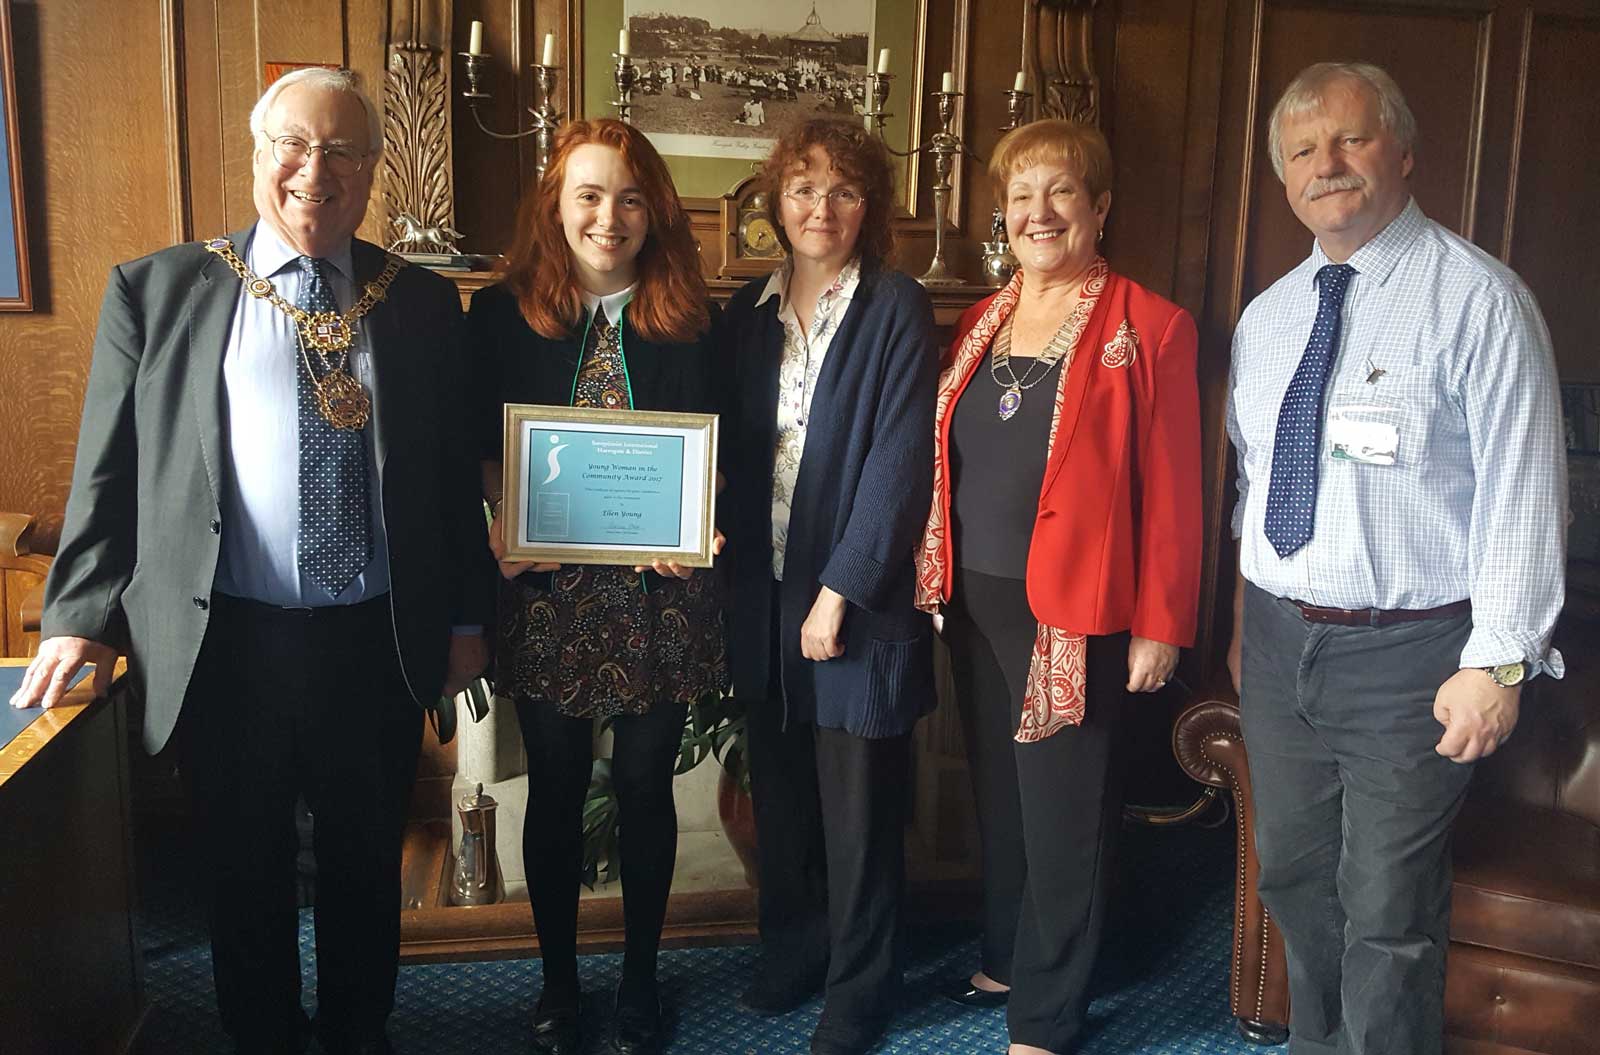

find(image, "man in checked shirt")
[1225,62,1566,1055]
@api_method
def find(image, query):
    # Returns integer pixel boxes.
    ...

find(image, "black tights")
[514,699,688,1009]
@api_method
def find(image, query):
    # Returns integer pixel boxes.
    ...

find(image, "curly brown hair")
[499,119,709,343]
[758,118,895,266]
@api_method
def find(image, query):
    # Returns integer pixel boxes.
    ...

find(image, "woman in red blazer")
[915,119,1201,1055]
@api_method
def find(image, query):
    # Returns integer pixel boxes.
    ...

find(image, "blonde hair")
[988,119,1113,205]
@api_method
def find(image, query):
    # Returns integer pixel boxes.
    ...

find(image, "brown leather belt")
[1292,599,1471,627]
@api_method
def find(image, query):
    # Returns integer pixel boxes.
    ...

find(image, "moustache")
[1305,175,1366,201]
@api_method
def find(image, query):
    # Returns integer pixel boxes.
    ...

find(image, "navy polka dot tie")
[296,256,373,597]
[1263,262,1356,559]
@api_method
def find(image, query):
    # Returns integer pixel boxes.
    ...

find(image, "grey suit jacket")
[41,224,496,753]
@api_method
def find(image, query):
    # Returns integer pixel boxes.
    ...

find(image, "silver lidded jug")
[449,782,505,906]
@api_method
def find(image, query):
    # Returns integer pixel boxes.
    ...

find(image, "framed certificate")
[502,404,719,567]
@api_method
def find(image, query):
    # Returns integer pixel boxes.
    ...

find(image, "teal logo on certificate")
[525,430,685,547]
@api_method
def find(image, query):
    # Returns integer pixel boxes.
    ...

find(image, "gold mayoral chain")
[203,237,404,430]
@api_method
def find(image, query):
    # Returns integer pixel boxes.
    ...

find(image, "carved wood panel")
[383,1,457,252]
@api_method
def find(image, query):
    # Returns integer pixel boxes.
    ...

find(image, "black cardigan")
[467,283,720,453]
[719,264,937,737]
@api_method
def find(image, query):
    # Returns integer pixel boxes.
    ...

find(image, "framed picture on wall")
[574,0,934,211]
[0,0,32,312]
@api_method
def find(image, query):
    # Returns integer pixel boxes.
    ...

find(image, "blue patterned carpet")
[134,818,1272,1054]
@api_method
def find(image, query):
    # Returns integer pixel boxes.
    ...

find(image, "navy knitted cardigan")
[720,264,937,738]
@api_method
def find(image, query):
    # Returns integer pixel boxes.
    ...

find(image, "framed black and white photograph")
[0,0,31,312]
[577,0,929,206]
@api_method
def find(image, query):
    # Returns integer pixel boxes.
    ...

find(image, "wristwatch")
[1481,661,1529,687]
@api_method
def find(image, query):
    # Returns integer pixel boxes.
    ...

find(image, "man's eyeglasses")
[266,134,367,177]
[783,186,867,213]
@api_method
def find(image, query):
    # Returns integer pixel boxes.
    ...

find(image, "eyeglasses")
[266,134,367,177]
[783,186,866,213]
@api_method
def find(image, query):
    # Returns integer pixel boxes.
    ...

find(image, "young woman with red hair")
[467,119,725,1055]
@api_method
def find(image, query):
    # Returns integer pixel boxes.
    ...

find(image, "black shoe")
[529,1002,581,1055]
[606,990,664,1055]
[739,960,827,1016]
[943,977,1009,1008]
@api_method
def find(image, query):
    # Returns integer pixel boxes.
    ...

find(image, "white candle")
[1013,70,1026,92]
[468,20,484,57]
[618,29,631,56]
[941,71,954,93]
[542,32,557,67]
[876,48,891,74]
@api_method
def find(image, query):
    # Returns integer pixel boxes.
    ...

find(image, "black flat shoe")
[943,978,1009,1008]
[606,991,664,1055]
[529,1003,581,1055]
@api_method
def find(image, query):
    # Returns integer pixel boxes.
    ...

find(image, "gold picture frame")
[502,404,719,567]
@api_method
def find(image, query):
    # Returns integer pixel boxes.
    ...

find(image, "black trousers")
[176,593,423,1048]
[514,697,688,1007]
[1240,584,1476,1055]
[746,609,913,1044]
[943,568,1128,1053]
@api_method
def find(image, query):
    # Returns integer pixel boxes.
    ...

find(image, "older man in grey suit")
[10,68,495,1055]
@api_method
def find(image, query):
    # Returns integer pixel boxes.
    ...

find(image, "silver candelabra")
[868,73,967,288]
[458,50,565,181]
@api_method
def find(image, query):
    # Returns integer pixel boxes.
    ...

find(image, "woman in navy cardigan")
[720,118,937,1055]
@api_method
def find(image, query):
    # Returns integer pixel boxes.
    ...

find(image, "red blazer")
[935,271,1202,647]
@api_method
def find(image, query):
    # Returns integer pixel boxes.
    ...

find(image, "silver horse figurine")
[388,212,465,255]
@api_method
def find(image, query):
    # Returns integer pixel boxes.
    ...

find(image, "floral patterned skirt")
[496,564,727,718]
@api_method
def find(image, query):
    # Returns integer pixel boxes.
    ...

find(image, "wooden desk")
[0,660,145,1054]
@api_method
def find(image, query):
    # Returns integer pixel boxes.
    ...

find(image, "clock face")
[739,214,782,257]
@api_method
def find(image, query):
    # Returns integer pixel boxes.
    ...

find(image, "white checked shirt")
[1228,199,1567,675]
[758,257,860,579]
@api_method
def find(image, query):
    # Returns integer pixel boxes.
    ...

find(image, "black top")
[467,283,721,459]
[949,350,1057,580]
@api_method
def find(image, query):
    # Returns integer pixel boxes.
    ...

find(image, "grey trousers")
[1239,583,1476,1055]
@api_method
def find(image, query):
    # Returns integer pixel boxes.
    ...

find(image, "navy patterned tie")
[1263,262,1357,558]
[296,256,373,596]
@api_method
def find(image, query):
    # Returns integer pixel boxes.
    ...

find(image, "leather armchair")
[1173,605,1600,1054]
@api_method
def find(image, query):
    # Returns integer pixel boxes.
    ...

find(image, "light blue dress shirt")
[1228,199,1566,675]
[213,224,391,607]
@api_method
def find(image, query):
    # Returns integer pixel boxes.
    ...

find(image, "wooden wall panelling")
[0,0,179,553]
[1097,0,1232,677]
[1501,3,1600,381]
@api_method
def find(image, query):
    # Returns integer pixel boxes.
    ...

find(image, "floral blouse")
[758,257,862,579]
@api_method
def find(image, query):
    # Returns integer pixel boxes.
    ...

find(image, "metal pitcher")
[449,782,505,906]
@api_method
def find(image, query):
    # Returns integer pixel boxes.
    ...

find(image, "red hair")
[499,119,709,343]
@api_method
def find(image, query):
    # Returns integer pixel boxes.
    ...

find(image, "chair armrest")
[1173,693,1247,789]
[1171,685,1289,1034]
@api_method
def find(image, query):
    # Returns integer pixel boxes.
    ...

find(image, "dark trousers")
[1240,583,1476,1055]
[746,618,913,1043]
[514,698,688,1007]
[176,593,422,1048]
[944,568,1128,1053]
